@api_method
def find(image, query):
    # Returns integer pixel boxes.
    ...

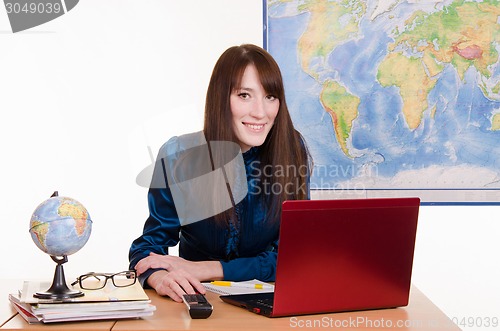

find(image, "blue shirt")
[129,145,284,286]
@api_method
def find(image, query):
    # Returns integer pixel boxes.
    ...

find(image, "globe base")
[34,255,84,300]
[34,289,84,300]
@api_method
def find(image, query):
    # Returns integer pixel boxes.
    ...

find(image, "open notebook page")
[202,279,274,295]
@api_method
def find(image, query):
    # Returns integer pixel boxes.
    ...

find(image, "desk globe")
[29,191,92,299]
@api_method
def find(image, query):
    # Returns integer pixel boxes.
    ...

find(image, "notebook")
[203,279,274,295]
[220,197,420,317]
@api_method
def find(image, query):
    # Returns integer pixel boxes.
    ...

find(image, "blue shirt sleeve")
[128,186,181,267]
[128,141,182,277]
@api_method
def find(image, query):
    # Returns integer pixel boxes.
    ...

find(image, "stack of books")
[9,280,155,324]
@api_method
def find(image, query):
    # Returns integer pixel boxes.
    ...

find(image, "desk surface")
[1,280,461,331]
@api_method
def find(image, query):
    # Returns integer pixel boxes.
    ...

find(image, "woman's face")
[230,64,280,153]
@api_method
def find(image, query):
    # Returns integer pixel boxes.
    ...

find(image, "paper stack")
[9,280,155,324]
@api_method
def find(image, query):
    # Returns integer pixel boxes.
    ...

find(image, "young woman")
[129,44,310,302]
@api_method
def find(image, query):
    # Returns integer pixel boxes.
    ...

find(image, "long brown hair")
[204,44,310,223]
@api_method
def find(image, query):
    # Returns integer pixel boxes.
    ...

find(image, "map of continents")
[267,0,500,198]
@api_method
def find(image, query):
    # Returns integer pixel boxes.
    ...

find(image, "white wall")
[0,0,263,278]
[0,1,498,330]
[412,206,500,330]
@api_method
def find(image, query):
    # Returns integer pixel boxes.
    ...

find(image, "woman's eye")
[239,93,250,99]
[266,95,277,101]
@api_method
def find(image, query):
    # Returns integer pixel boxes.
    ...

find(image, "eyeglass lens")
[112,271,137,287]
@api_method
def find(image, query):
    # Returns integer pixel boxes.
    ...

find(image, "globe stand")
[34,255,84,299]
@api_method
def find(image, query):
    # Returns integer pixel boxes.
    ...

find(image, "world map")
[266,0,500,201]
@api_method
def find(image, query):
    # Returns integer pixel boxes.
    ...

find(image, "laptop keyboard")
[248,298,274,310]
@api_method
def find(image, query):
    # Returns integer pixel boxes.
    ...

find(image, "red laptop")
[220,197,420,317]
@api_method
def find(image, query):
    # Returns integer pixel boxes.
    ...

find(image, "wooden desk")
[1,280,461,331]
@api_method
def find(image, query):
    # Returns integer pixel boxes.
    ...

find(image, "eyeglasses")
[71,270,137,290]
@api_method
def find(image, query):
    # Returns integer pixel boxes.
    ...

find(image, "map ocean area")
[267,0,500,198]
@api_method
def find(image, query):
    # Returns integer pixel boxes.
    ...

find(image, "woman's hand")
[146,269,203,302]
[135,253,224,302]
